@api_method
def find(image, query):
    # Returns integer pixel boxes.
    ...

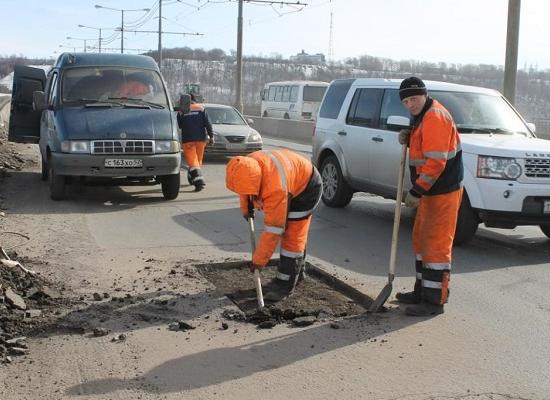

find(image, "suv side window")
[319,79,354,119]
[346,88,383,128]
[379,89,410,131]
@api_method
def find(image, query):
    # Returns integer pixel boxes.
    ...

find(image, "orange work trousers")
[412,188,463,305]
[280,215,313,258]
[182,141,207,169]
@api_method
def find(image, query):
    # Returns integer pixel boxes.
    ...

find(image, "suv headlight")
[248,132,262,142]
[477,156,522,180]
[155,140,180,154]
[61,140,90,154]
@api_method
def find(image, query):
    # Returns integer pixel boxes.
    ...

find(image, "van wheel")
[453,193,479,246]
[161,173,180,200]
[49,167,66,201]
[320,155,353,208]
[539,225,550,238]
[41,157,48,181]
[263,111,268,118]
[284,113,290,119]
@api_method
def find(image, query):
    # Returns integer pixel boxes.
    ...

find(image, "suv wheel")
[320,155,353,208]
[161,173,180,200]
[453,193,479,246]
[539,225,550,238]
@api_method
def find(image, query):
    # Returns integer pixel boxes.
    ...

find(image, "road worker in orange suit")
[397,76,464,316]
[177,94,213,191]
[226,149,323,301]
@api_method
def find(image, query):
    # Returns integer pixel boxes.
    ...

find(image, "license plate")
[227,143,245,150]
[104,159,143,168]
[544,200,550,214]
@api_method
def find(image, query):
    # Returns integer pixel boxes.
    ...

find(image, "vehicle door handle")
[337,130,347,136]
[372,137,383,142]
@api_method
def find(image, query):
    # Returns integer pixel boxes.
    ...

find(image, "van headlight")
[477,156,522,180]
[248,132,262,142]
[155,140,180,153]
[61,140,90,154]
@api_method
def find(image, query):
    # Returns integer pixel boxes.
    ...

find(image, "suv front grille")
[92,140,154,155]
[525,158,550,178]
[225,136,246,143]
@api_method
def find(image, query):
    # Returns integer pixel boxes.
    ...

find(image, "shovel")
[369,143,408,313]
[248,198,265,309]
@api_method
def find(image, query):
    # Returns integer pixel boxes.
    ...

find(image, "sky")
[1,0,549,69]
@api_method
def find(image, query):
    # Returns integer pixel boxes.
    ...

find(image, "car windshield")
[61,67,169,108]
[206,107,246,125]
[303,86,327,102]
[430,91,532,136]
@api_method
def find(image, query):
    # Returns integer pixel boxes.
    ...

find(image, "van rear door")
[8,65,46,143]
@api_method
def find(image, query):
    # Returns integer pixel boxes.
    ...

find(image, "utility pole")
[503,0,521,105]
[158,0,163,69]
[235,0,244,112]
[234,0,307,113]
[121,10,125,53]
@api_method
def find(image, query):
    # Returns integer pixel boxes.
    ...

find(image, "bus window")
[276,86,283,102]
[303,86,327,102]
[268,86,276,101]
[290,86,299,102]
[282,86,290,102]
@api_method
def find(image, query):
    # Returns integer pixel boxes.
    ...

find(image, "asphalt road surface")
[0,137,549,400]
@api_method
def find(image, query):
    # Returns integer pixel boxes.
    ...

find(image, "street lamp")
[78,24,113,53]
[66,36,95,53]
[94,4,150,54]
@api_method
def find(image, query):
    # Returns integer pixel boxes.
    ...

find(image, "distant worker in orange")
[397,76,464,316]
[226,149,323,301]
[177,94,213,191]
[115,79,150,98]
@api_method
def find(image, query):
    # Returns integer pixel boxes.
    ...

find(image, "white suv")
[312,78,550,244]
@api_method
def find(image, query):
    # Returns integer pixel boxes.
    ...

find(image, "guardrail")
[246,116,313,145]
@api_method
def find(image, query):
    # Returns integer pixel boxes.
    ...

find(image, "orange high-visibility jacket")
[409,99,463,197]
[226,149,313,266]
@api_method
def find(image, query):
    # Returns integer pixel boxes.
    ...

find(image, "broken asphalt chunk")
[292,316,317,327]
[5,288,27,310]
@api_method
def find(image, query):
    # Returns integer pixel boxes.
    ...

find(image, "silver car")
[204,104,263,155]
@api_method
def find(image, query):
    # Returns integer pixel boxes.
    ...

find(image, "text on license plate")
[104,159,143,168]
[544,200,550,214]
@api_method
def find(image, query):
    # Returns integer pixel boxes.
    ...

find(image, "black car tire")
[49,167,66,201]
[41,157,48,181]
[320,155,353,208]
[263,111,268,118]
[284,113,290,119]
[539,225,550,238]
[161,173,180,200]
[453,193,479,246]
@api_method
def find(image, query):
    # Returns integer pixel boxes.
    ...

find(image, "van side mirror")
[247,118,254,126]
[33,91,46,112]
[526,122,536,133]
[387,115,410,130]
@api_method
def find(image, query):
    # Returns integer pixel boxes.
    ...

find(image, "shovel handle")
[388,144,408,279]
[247,197,264,308]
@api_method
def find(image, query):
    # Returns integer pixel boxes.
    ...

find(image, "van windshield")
[61,67,169,108]
[430,91,532,136]
[303,86,327,102]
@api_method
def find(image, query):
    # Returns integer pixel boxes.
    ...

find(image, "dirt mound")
[0,253,70,364]
[0,125,31,179]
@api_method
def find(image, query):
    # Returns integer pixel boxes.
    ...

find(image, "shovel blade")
[368,282,392,313]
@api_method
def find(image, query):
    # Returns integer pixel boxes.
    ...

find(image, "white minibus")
[260,80,329,121]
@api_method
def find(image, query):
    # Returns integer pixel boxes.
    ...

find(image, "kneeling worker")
[226,149,323,300]
[177,94,213,191]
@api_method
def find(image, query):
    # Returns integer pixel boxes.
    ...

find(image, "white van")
[260,80,329,121]
[312,78,550,244]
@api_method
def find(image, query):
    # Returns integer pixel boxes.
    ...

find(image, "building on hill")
[290,50,326,65]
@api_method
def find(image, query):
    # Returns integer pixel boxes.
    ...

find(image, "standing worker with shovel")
[225,149,323,301]
[396,77,464,316]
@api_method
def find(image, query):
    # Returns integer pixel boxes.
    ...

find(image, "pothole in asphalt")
[198,260,373,328]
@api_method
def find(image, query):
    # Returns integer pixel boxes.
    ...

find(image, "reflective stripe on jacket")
[409,99,463,196]
[238,149,314,266]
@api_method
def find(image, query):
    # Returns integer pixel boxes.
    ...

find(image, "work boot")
[405,301,444,317]
[263,255,301,302]
[187,171,193,185]
[194,181,205,192]
[395,280,422,304]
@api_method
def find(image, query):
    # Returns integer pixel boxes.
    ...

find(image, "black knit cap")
[399,76,427,100]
